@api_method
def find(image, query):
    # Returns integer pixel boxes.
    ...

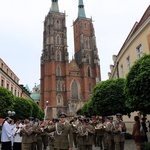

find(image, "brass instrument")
[95,123,106,130]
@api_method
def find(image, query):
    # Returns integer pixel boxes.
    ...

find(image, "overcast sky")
[0,0,149,90]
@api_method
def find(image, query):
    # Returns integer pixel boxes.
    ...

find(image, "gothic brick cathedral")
[40,0,101,118]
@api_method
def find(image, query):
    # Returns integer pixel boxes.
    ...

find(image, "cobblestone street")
[0,132,149,150]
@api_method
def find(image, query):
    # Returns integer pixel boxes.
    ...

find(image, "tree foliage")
[90,78,129,116]
[125,54,150,114]
[13,97,33,120]
[0,86,14,118]
[81,99,96,117]
[0,86,44,119]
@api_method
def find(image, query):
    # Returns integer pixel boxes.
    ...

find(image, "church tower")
[73,0,101,101]
[40,0,69,118]
[40,0,101,118]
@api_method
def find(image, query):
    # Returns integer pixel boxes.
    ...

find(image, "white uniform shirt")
[12,127,22,143]
[1,121,12,142]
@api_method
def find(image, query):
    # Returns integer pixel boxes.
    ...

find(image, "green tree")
[125,54,150,114]
[91,78,129,116]
[28,99,44,119]
[13,97,33,120]
[81,99,96,117]
[0,86,14,118]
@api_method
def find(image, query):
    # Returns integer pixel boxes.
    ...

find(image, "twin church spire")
[78,0,86,18]
[50,0,59,12]
[50,0,86,18]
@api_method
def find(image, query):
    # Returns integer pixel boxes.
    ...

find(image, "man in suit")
[113,113,126,150]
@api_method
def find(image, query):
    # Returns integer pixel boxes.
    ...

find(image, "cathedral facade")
[40,0,101,118]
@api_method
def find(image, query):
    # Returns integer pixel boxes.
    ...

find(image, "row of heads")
[106,113,123,120]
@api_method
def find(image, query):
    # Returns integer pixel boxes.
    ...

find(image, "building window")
[7,83,9,90]
[56,20,60,29]
[18,91,20,97]
[56,50,61,61]
[1,79,4,87]
[15,89,16,96]
[87,66,91,77]
[120,64,124,78]
[11,86,13,93]
[56,65,61,76]
[89,83,92,92]
[55,35,61,45]
[71,80,78,99]
[1,63,3,69]
[84,23,87,30]
[57,80,61,91]
[126,56,130,72]
[7,69,8,74]
[136,44,143,58]
[56,94,63,105]
[86,54,90,64]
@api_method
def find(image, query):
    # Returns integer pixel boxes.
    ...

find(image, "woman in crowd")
[132,116,141,150]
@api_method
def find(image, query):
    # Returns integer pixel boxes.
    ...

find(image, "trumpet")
[95,124,106,130]
[72,122,76,127]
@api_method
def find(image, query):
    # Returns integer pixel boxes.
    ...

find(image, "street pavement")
[0,140,141,150]
[0,133,149,150]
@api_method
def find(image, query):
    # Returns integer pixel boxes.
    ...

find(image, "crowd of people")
[0,113,149,150]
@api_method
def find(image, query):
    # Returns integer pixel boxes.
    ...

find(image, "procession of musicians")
[1,113,127,150]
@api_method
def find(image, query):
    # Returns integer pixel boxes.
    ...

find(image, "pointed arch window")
[56,65,61,76]
[56,94,63,106]
[56,50,61,61]
[57,80,61,91]
[55,35,61,45]
[89,83,92,92]
[71,80,79,99]
[86,54,90,64]
[87,66,91,77]
[56,20,60,29]
[84,23,87,30]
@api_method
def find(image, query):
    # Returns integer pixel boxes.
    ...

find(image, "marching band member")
[95,118,105,150]
[48,118,59,150]
[70,117,78,148]
[105,116,115,150]
[83,118,95,150]
[20,119,33,150]
[43,113,73,150]
[113,113,126,150]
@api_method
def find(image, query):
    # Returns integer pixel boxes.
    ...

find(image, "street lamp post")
[7,111,16,117]
[44,101,49,121]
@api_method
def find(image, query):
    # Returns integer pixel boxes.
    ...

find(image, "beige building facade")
[0,58,31,99]
[109,5,150,79]
[108,5,150,122]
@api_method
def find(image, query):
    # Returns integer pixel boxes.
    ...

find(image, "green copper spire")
[51,0,59,12]
[78,0,86,18]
